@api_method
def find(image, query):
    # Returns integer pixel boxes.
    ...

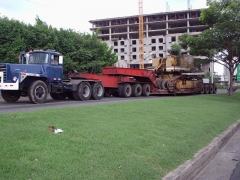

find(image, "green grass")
[1,93,240,180]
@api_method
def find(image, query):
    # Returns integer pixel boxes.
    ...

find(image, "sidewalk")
[163,120,240,180]
[193,128,240,180]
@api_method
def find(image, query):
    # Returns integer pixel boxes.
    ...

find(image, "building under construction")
[89,9,208,69]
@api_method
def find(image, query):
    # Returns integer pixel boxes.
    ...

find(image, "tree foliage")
[0,16,117,74]
[178,0,240,96]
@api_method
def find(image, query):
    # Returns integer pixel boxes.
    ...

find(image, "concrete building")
[89,9,208,69]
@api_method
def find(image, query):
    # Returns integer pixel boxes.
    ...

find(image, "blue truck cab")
[0,50,65,103]
[0,50,104,104]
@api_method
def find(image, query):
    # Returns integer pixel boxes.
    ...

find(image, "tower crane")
[138,0,144,69]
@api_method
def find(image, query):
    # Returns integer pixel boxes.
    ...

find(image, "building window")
[159,54,163,57]
[151,39,156,43]
[132,40,136,45]
[159,38,163,43]
[120,41,125,45]
[132,47,137,52]
[171,36,176,42]
[159,46,163,50]
[114,42,118,46]
[120,48,124,53]
[121,56,124,60]
[152,46,156,51]
[114,49,118,53]
[133,55,137,59]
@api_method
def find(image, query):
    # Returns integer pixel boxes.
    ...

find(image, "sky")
[0,0,208,33]
[0,0,223,74]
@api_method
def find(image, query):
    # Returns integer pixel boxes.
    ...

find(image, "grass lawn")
[0,93,240,180]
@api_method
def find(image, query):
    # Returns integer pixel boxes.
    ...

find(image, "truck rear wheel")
[76,82,92,101]
[1,90,21,103]
[28,80,48,104]
[142,84,150,96]
[91,82,104,100]
[131,83,142,97]
[121,83,132,98]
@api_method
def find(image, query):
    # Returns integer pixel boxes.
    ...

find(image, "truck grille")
[0,65,6,82]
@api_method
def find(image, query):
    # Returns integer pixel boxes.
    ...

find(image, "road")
[0,89,230,114]
[0,95,168,114]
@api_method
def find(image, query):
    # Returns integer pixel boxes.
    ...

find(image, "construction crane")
[138,0,144,69]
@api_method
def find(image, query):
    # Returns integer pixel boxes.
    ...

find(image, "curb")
[162,119,240,180]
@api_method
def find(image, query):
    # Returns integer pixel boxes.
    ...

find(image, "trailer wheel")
[91,82,104,100]
[131,83,142,97]
[161,80,168,90]
[156,78,163,89]
[118,84,123,97]
[28,80,48,104]
[200,87,204,94]
[209,85,214,94]
[50,93,66,100]
[76,82,92,101]
[142,84,150,96]
[204,85,209,94]
[1,90,21,103]
[121,83,132,98]
[213,86,217,94]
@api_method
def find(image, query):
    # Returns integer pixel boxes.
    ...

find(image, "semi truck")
[0,50,217,104]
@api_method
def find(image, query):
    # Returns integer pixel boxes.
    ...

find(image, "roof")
[89,9,202,23]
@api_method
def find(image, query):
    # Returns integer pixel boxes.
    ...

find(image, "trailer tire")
[131,83,142,97]
[213,86,217,94]
[28,80,48,104]
[161,80,168,90]
[204,85,209,94]
[76,82,92,101]
[118,84,123,97]
[1,90,21,103]
[142,84,150,96]
[156,78,163,89]
[209,85,214,94]
[91,82,104,100]
[200,87,204,94]
[50,93,66,100]
[121,83,132,98]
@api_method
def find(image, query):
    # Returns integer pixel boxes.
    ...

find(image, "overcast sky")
[0,0,208,33]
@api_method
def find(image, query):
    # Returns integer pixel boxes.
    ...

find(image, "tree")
[0,16,117,74]
[178,0,240,96]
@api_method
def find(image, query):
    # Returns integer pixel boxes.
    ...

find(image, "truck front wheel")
[28,80,48,104]
[1,90,21,103]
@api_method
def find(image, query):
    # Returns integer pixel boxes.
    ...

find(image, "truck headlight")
[13,76,18,82]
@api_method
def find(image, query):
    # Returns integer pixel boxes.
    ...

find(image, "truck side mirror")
[59,56,63,64]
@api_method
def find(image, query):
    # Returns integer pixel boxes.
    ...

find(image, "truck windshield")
[28,53,48,64]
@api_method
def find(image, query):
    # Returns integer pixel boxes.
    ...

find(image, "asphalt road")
[0,95,168,114]
[0,89,230,114]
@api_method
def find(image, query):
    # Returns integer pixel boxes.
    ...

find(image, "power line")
[25,0,63,10]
